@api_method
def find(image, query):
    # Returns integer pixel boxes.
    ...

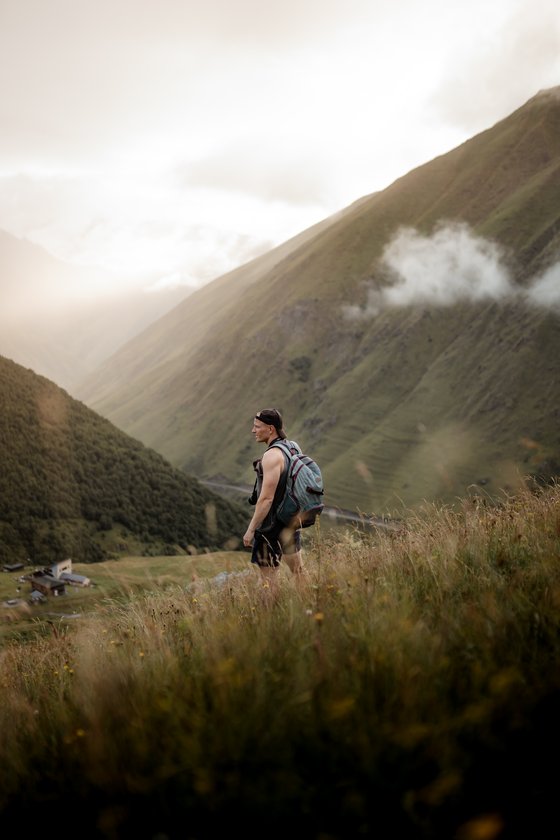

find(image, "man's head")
[252,408,287,443]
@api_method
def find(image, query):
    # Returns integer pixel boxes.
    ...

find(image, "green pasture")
[0,549,250,641]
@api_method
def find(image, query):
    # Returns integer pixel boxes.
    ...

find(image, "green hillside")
[76,88,560,515]
[0,356,247,564]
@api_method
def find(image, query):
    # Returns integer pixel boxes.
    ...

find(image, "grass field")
[0,516,357,641]
[1,486,558,838]
[0,549,251,641]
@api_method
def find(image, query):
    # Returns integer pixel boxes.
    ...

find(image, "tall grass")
[1,484,559,839]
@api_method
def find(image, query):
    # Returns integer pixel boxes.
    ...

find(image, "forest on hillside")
[0,357,247,564]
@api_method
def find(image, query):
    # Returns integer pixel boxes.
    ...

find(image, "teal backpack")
[269,439,325,528]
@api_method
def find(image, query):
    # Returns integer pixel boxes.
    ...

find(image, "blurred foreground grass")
[0,484,559,839]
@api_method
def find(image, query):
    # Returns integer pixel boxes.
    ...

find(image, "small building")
[49,559,73,579]
[60,572,91,587]
[30,574,66,597]
[2,563,25,573]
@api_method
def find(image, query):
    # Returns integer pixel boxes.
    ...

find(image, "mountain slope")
[76,88,560,514]
[0,355,247,564]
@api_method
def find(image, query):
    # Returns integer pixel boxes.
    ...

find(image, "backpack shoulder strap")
[266,440,297,506]
[269,439,300,456]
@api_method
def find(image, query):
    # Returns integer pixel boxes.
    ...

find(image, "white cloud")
[382,224,514,306]
[182,138,333,206]
[343,223,560,319]
[431,0,560,132]
[526,263,560,308]
[0,169,321,289]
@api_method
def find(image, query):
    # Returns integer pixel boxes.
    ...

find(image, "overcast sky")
[0,0,559,298]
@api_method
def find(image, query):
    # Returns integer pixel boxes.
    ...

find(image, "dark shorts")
[251,519,302,568]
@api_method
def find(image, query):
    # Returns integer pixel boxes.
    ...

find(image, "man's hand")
[243,527,255,548]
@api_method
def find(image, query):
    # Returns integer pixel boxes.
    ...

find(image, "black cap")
[255,408,287,439]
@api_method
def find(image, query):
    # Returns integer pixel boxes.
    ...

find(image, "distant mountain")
[0,355,247,565]
[0,229,189,389]
[76,87,560,514]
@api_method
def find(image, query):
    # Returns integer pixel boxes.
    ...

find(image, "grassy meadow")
[0,483,559,839]
[0,550,249,642]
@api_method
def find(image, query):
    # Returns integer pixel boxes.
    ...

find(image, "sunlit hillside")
[77,87,560,515]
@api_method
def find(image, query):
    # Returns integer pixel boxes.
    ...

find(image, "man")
[243,408,304,581]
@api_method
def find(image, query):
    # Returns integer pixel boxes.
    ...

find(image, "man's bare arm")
[243,449,284,546]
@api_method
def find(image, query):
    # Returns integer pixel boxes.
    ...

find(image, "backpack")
[269,439,325,528]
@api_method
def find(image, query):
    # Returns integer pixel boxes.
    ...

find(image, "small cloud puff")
[343,222,560,320]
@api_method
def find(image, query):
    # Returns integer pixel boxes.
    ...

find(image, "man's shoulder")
[262,445,285,462]
[262,442,293,470]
